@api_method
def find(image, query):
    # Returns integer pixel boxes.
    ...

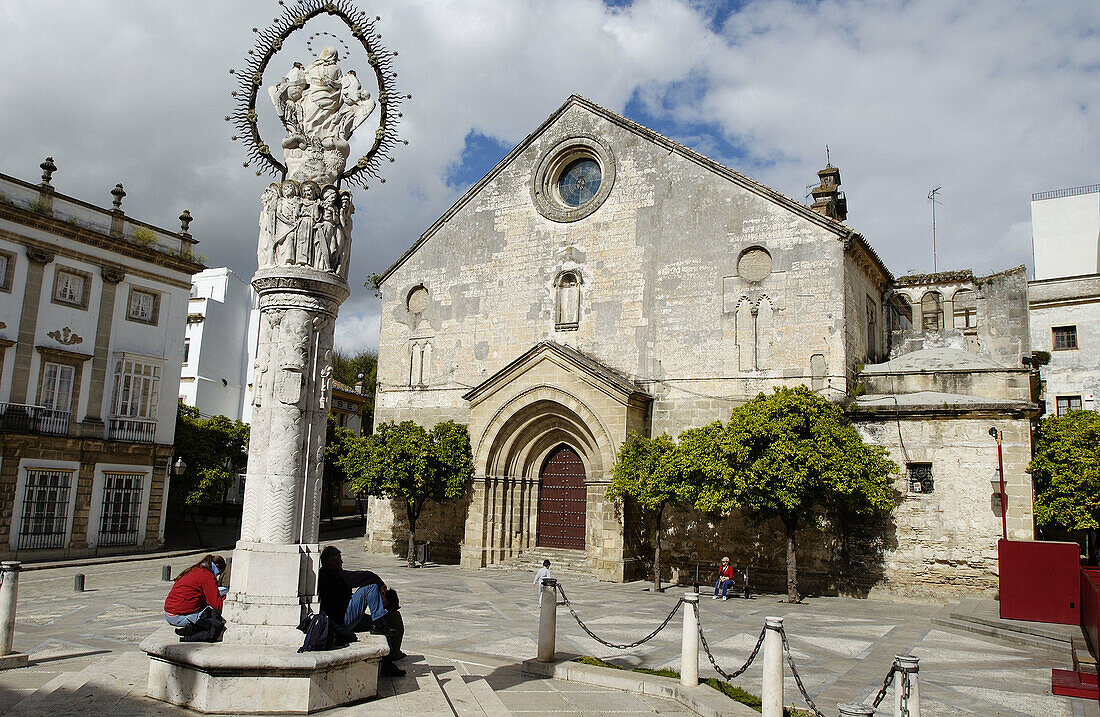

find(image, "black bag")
[177,611,226,643]
[297,611,331,653]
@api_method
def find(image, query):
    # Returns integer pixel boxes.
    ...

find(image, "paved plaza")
[0,534,1095,716]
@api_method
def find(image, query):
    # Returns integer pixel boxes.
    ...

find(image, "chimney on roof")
[810,162,847,222]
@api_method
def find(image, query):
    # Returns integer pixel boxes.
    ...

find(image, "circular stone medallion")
[407,286,429,313]
[737,247,772,283]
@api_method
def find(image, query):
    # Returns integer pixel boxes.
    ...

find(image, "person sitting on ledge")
[318,545,405,676]
[164,554,228,627]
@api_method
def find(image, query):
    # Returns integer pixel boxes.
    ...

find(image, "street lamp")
[988,427,1007,542]
[172,456,187,477]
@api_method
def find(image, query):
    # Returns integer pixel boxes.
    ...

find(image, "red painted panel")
[537,446,586,550]
[1083,568,1099,663]
[1052,669,1098,700]
[999,539,1080,625]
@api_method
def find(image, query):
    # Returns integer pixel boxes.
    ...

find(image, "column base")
[141,627,388,713]
[222,541,319,646]
[0,652,28,670]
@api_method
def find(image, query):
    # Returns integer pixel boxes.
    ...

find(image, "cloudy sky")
[2,0,1097,352]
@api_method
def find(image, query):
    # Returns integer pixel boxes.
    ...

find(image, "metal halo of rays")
[228,0,408,188]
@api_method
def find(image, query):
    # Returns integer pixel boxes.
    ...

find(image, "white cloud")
[1,0,1096,354]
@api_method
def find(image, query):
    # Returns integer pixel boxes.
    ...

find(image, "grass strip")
[574,657,810,716]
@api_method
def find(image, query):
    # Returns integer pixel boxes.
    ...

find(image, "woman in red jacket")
[164,554,227,627]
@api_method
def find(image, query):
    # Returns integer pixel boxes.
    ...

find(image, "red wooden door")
[537,445,587,549]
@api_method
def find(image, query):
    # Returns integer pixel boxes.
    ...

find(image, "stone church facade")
[367,96,1037,597]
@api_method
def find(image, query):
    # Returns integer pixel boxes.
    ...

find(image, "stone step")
[6,651,124,715]
[463,675,512,717]
[930,616,1071,653]
[384,658,458,716]
[431,662,512,717]
[947,607,1078,644]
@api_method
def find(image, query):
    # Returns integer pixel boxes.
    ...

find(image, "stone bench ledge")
[141,627,388,673]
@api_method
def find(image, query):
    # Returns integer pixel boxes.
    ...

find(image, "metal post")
[894,654,920,717]
[0,563,21,655]
[996,432,1007,541]
[162,565,172,581]
[537,578,557,662]
[74,573,85,592]
[680,591,699,687]
[762,617,784,717]
[838,704,874,717]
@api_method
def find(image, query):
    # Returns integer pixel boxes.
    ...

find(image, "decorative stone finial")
[39,157,57,188]
[179,209,193,234]
[111,183,126,211]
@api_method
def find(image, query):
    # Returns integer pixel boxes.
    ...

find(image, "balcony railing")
[0,403,70,436]
[108,417,157,444]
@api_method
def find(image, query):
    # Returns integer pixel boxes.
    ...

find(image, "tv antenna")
[927,185,942,272]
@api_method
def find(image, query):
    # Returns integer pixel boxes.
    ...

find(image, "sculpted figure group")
[258,179,353,277]
[267,47,378,185]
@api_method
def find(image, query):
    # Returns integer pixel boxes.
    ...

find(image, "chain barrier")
[778,625,826,717]
[870,664,896,709]
[555,583,684,650]
[692,600,767,681]
[899,668,911,717]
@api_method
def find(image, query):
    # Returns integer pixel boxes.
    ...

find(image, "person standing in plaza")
[533,559,552,604]
[712,556,735,600]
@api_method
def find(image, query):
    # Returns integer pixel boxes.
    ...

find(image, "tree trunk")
[784,519,800,604]
[653,504,665,593]
[406,502,419,568]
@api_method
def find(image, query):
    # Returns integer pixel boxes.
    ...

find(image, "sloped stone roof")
[861,347,1011,374]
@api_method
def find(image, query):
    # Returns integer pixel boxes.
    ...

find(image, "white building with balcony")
[0,158,203,558]
[1028,184,1100,414]
[179,268,256,422]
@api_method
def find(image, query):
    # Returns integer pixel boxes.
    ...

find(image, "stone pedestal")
[141,628,388,714]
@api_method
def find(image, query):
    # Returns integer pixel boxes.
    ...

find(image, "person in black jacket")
[318,545,405,676]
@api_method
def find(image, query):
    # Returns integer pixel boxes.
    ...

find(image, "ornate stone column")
[222,267,347,644]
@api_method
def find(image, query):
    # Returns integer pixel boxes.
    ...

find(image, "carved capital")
[26,247,55,265]
[101,266,126,284]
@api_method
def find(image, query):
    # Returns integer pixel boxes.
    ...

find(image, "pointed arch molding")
[474,385,616,482]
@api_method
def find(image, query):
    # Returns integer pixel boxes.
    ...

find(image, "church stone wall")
[378,103,855,438]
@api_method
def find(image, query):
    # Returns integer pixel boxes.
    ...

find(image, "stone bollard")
[0,562,28,669]
[838,704,875,716]
[537,578,557,662]
[893,654,920,717]
[761,617,784,717]
[162,565,172,581]
[74,573,85,592]
[680,591,699,687]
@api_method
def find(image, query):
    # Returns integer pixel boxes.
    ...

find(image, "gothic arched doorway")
[536,444,586,549]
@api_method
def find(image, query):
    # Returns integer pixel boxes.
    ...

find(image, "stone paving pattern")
[0,535,1094,716]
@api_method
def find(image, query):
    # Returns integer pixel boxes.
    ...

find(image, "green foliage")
[607,430,712,591]
[322,418,360,518]
[132,226,157,246]
[364,272,383,298]
[28,199,48,214]
[719,386,895,526]
[577,657,806,715]
[339,420,472,565]
[575,656,622,669]
[1030,410,1100,532]
[331,348,377,430]
[717,386,896,601]
[172,402,249,508]
[1031,351,1051,367]
[606,433,696,510]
